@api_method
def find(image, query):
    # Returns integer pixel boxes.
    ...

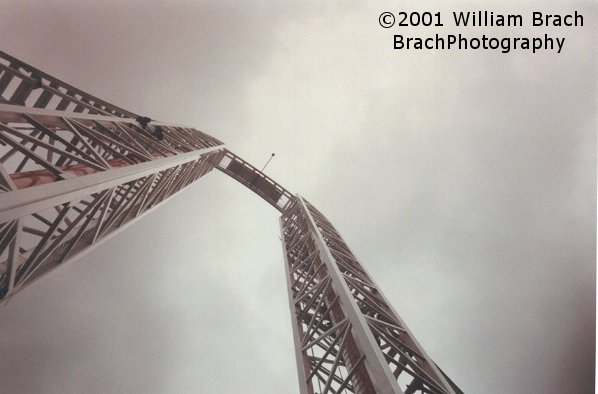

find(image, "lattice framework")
[0,51,462,394]
[281,198,461,393]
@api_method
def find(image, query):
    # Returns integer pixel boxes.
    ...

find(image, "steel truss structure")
[0,51,461,394]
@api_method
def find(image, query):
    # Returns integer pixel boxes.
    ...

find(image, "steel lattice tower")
[0,51,462,394]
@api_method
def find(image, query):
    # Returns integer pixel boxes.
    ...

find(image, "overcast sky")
[0,1,595,393]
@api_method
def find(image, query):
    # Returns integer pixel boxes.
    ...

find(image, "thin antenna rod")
[260,153,275,172]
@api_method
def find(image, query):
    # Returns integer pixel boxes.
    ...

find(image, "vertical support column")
[281,217,314,394]
[303,200,456,394]
[281,196,459,394]
[299,196,401,394]
[281,197,400,393]
[0,105,226,299]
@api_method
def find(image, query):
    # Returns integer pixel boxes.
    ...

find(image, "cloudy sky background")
[0,1,595,393]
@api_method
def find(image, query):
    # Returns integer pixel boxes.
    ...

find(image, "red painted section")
[9,156,152,189]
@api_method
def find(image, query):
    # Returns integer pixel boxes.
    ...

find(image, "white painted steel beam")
[281,197,458,393]
[299,196,403,394]
[0,146,222,223]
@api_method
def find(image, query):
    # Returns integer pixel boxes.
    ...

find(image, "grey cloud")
[0,1,595,393]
